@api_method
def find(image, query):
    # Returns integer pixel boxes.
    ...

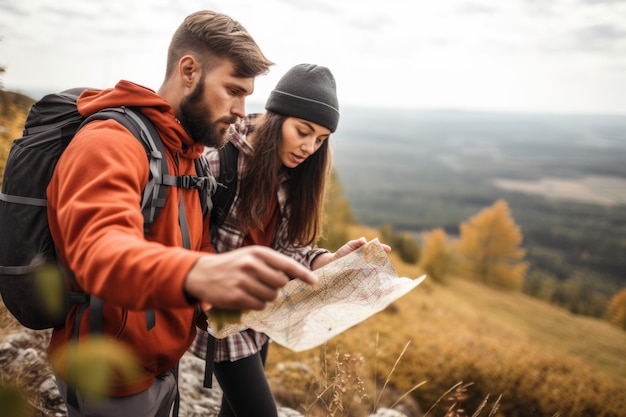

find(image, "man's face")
[178,60,254,148]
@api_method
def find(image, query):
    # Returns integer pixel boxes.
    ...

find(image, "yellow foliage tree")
[455,199,527,290]
[419,228,450,282]
[0,90,35,187]
[318,169,356,251]
[379,223,420,264]
[606,288,626,330]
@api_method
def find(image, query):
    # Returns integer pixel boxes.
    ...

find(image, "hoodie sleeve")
[47,119,203,310]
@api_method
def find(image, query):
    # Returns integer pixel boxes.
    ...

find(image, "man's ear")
[178,55,201,89]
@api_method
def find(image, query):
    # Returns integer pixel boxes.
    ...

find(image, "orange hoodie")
[47,81,211,396]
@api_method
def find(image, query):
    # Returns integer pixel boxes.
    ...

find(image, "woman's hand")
[312,237,391,270]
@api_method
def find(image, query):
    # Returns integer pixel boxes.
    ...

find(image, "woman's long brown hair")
[234,112,331,246]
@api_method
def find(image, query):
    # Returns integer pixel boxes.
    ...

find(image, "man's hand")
[184,245,317,311]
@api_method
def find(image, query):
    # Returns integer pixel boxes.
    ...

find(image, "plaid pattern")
[190,115,329,362]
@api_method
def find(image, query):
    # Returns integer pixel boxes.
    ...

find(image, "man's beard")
[178,79,236,148]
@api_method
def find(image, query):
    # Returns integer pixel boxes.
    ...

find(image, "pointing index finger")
[256,247,317,285]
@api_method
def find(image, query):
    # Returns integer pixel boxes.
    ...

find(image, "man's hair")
[165,10,273,78]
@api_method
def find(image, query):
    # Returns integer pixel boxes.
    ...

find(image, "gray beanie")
[265,63,339,132]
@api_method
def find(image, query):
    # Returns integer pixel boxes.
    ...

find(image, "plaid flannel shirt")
[189,114,329,362]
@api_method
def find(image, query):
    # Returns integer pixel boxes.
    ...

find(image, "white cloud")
[1,0,625,114]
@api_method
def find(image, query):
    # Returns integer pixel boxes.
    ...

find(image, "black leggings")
[213,342,278,417]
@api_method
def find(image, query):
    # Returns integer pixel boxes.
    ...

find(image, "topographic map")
[207,239,426,351]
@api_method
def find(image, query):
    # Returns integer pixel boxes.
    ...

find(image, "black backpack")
[0,87,214,330]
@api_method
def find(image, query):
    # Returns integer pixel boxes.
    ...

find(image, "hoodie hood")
[77,80,204,159]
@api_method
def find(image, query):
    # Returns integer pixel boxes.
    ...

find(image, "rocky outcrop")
[0,329,65,417]
[0,329,238,417]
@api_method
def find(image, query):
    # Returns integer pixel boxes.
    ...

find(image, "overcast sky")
[1,0,625,115]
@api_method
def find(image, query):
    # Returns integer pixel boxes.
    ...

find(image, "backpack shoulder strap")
[209,141,239,235]
[82,107,168,235]
[79,107,162,332]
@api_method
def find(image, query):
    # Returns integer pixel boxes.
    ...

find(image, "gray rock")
[371,408,410,417]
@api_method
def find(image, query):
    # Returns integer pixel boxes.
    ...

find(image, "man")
[46,10,317,417]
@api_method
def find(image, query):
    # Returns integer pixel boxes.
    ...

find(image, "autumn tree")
[606,288,626,331]
[419,228,450,282]
[318,169,356,251]
[378,223,419,264]
[380,223,394,247]
[394,232,420,264]
[455,199,527,290]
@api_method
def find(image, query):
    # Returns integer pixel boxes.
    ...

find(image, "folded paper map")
[207,239,426,351]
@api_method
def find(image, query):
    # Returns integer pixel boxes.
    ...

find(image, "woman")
[190,63,382,416]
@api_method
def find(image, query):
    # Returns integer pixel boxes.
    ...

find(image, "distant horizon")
[5,85,626,119]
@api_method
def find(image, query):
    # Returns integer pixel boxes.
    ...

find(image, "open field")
[493,175,626,206]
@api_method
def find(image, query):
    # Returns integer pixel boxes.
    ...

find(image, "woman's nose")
[301,138,315,154]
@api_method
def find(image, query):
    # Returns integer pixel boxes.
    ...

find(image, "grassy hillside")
[264,228,626,417]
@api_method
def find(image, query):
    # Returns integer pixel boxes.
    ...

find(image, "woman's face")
[279,117,330,168]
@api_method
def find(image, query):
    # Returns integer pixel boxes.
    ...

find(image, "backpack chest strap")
[162,174,216,191]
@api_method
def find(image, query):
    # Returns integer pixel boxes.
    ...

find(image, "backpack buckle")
[178,175,214,190]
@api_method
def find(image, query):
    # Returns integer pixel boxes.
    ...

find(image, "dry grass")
[265,226,626,417]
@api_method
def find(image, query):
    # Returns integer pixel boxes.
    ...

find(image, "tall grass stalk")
[374,340,411,408]
[373,339,427,412]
